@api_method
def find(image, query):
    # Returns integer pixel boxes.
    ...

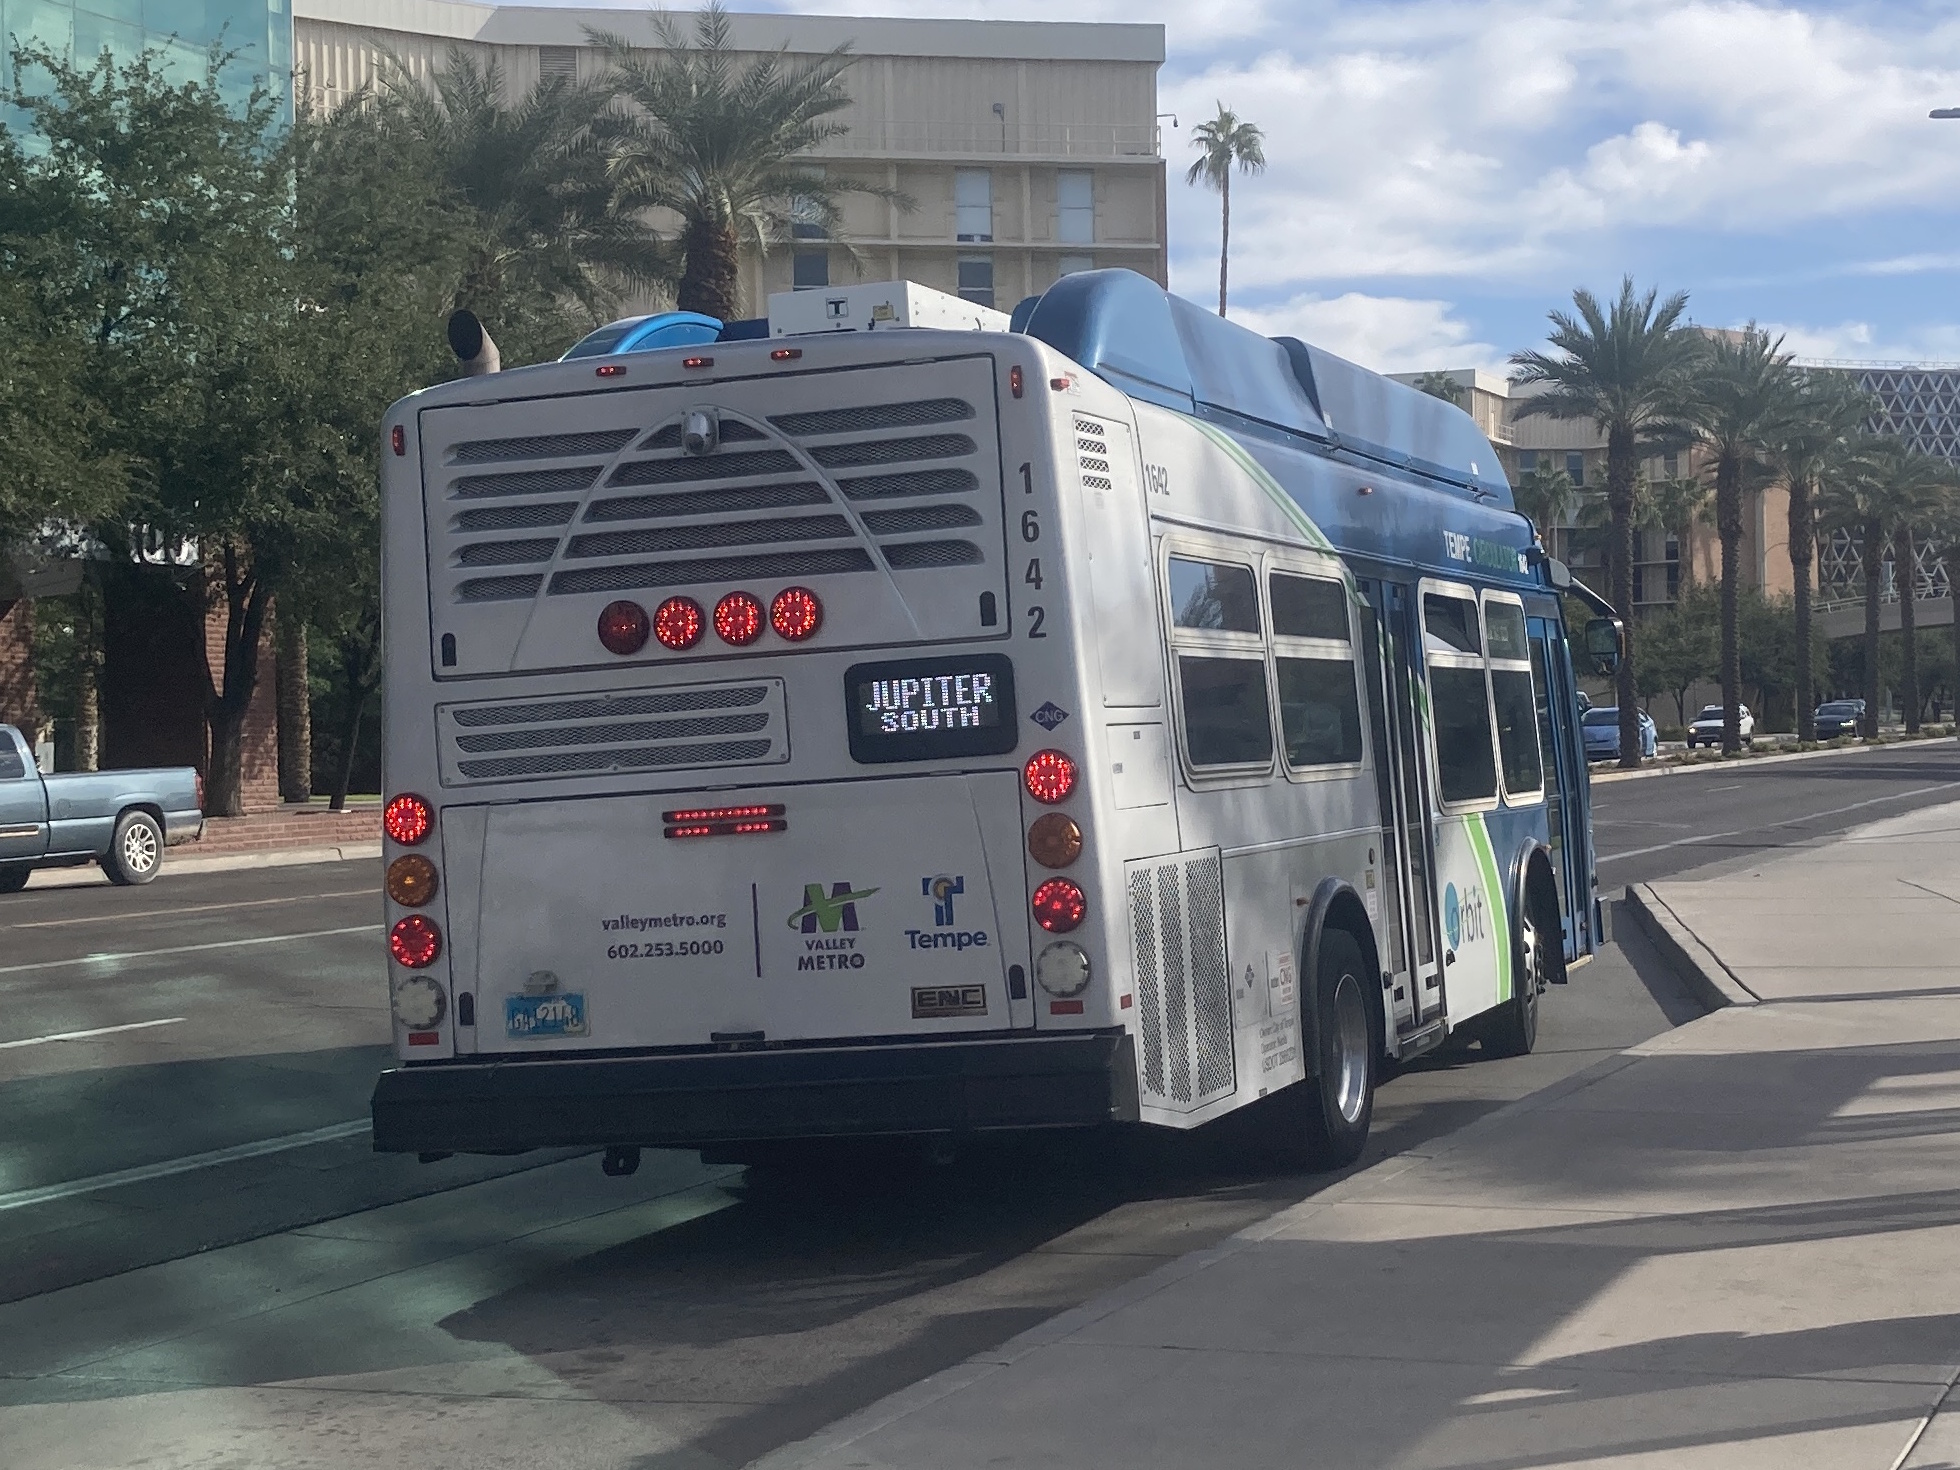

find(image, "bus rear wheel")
[1265,928,1376,1171]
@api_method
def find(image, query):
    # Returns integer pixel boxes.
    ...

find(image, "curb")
[1622,883,1758,1010]
[24,842,381,890]
[1590,734,1956,784]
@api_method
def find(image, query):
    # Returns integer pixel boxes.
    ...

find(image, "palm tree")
[1640,473,1711,589]
[1412,370,1465,407]
[1511,278,1702,768]
[1766,373,1871,740]
[1683,326,1796,753]
[1924,476,1960,729]
[1820,439,1923,738]
[591,2,901,321]
[1184,105,1266,317]
[1887,458,1950,732]
[372,49,669,328]
[1512,462,1577,552]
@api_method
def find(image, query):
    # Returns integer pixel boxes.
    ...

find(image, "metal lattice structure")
[1807,365,1959,609]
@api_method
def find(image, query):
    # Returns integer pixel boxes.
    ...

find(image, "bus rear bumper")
[370,1030,1139,1155]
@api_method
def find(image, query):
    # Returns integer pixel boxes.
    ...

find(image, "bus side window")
[1484,598,1543,802]
[1422,591,1498,807]
[1167,555,1273,771]
[1270,572,1362,770]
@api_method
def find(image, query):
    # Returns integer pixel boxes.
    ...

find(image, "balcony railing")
[811,120,1161,158]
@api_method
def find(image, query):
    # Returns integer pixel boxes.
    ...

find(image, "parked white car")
[1686,704,1754,749]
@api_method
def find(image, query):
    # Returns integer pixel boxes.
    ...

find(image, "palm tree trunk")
[1609,424,1640,768]
[276,612,312,804]
[678,215,741,322]
[1717,451,1742,754]
[1862,517,1882,738]
[1217,172,1231,317]
[1898,528,1919,732]
[1789,478,1815,741]
[75,575,101,771]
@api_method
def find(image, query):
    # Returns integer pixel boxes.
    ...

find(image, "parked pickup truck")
[0,725,203,890]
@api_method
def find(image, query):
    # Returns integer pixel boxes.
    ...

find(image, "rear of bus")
[370,325,1142,1157]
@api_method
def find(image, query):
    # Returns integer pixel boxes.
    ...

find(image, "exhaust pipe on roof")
[447,310,501,376]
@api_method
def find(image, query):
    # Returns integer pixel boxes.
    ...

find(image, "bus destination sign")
[844,653,1018,764]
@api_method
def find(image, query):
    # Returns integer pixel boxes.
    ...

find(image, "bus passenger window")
[1168,557,1260,632]
[1423,590,1498,806]
[1270,575,1349,641]
[1276,657,1362,766]
[1177,656,1274,767]
[1484,600,1543,799]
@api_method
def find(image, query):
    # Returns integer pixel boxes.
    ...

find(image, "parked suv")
[0,725,203,890]
[1686,704,1753,749]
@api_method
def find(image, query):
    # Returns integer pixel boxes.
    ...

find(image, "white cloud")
[1762,318,1960,365]
[1229,291,1504,374]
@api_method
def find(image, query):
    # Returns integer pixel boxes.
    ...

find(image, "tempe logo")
[908,874,991,952]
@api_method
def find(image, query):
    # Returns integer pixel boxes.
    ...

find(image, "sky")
[533,1,1960,374]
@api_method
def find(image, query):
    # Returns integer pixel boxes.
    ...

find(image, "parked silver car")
[0,725,203,889]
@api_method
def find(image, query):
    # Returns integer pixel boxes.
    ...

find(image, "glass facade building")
[2,0,292,121]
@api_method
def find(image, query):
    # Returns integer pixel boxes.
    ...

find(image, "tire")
[104,811,164,886]
[1261,928,1377,1170]
[0,865,30,894]
[1484,887,1553,1059]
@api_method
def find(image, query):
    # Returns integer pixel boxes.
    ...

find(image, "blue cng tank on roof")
[1015,269,1512,509]
[561,311,724,360]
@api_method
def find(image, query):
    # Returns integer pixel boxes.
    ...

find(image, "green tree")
[1819,439,1929,737]
[1640,473,1711,588]
[1884,459,1951,734]
[1683,325,1796,753]
[1412,370,1465,407]
[1635,585,1717,726]
[592,1,897,322]
[1511,278,1702,768]
[1766,372,1871,740]
[1185,103,1266,318]
[1512,462,1578,548]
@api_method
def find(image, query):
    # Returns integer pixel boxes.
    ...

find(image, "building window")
[1664,450,1679,478]
[793,250,829,290]
[1516,449,1538,475]
[1058,169,1094,243]
[957,255,994,308]
[790,165,827,240]
[1057,254,1095,278]
[955,169,993,242]
[1565,452,1585,486]
[538,46,578,85]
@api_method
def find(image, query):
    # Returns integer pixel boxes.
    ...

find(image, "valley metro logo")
[788,881,879,933]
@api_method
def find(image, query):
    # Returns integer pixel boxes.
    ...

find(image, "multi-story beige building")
[292,1,1168,315]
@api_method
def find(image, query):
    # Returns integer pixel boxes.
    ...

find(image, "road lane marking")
[9,889,378,929]
[0,1118,371,1212]
[0,1017,186,1050]
[1598,781,1960,865]
[0,924,382,976]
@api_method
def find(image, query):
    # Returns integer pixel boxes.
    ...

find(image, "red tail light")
[714,591,765,646]
[390,424,405,457]
[1023,749,1076,804]
[770,586,822,641]
[597,600,650,655]
[663,803,788,838]
[389,914,443,968]
[384,793,433,846]
[654,596,705,650]
[1031,878,1087,933]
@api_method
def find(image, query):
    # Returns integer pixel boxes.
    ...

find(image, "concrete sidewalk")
[759,803,1960,1470]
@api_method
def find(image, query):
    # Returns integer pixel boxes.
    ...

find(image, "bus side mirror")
[1584,617,1623,675]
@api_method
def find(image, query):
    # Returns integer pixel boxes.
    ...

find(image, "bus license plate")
[505,992,588,1039]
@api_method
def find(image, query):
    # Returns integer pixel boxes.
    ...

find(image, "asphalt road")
[2,741,1955,1468]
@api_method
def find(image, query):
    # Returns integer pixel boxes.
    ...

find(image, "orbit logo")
[1443,881,1488,952]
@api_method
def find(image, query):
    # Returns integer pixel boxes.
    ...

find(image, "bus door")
[1356,579,1446,1033]
[1528,615,1592,958]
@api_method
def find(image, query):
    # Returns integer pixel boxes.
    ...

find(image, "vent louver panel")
[1125,849,1236,1111]
[1075,415,1114,493]
[436,679,789,786]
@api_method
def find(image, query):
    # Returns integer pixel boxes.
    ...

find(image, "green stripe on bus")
[1186,418,1337,554]
[1468,815,1512,1002]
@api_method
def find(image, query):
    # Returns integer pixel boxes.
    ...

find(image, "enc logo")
[788,881,878,934]
[924,874,964,926]
[1029,701,1070,732]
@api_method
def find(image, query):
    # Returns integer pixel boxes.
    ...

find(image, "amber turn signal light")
[1027,813,1082,868]
[386,854,440,907]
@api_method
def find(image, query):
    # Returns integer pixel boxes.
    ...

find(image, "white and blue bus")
[371,270,1620,1170]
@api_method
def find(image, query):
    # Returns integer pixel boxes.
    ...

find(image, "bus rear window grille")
[810,434,974,469]
[452,686,768,727]
[1079,456,1110,474]
[456,711,769,754]
[1081,475,1113,493]
[451,430,635,464]
[584,483,829,522]
[458,574,545,602]
[860,504,982,536]
[456,538,562,567]
[638,420,767,450]
[880,539,983,569]
[837,468,979,501]
[549,547,875,596]
[451,467,601,500]
[565,516,853,559]
[1074,416,1104,437]
[770,398,974,437]
[457,738,773,780]
[607,449,802,486]
[1077,438,1109,458]
[454,503,576,533]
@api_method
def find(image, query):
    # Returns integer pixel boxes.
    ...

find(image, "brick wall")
[0,601,42,738]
